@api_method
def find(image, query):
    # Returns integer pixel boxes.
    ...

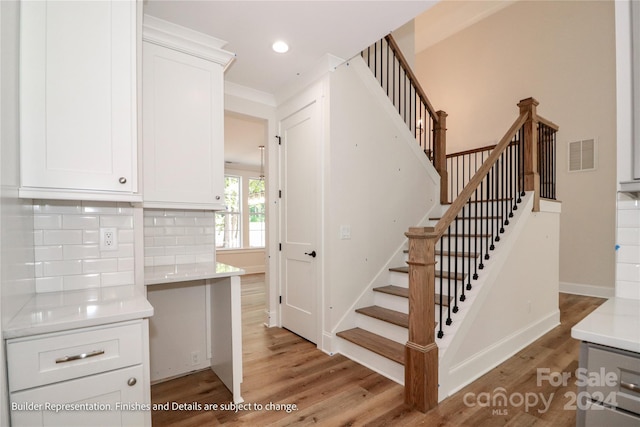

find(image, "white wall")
[1,1,36,423]
[415,0,617,296]
[324,57,439,342]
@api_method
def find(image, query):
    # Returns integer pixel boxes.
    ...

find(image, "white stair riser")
[336,339,404,385]
[355,314,408,344]
[390,270,467,293]
[373,292,408,314]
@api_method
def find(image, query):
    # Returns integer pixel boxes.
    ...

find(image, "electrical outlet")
[100,227,118,251]
[191,351,200,366]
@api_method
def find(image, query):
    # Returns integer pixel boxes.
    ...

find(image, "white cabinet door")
[11,365,147,427]
[19,0,138,200]
[142,41,225,209]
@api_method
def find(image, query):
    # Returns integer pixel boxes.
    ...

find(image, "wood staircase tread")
[403,249,480,258]
[429,216,501,221]
[389,266,465,280]
[373,285,408,298]
[372,286,451,307]
[337,328,404,365]
[355,306,408,328]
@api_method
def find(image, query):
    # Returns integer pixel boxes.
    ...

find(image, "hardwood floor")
[151,275,605,426]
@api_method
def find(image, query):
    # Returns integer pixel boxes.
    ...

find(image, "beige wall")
[415,0,617,293]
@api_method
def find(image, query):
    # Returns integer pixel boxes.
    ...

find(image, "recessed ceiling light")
[272,40,289,54]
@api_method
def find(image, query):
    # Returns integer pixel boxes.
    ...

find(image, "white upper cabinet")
[142,16,234,209]
[19,0,140,202]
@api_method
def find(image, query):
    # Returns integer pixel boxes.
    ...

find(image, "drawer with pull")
[7,320,143,392]
[584,343,640,415]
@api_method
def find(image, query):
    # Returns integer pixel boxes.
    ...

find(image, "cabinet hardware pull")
[127,377,137,387]
[119,177,127,184]
[55,349,105,364]
[215,195,221,200]
[621,380,640,393]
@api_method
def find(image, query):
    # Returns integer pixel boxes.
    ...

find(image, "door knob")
[304,250,317,258]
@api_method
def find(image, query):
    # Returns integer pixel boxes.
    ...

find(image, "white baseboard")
[443,310,560,397]
[559,282,614,298]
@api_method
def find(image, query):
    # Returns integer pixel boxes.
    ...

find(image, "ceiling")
[143,0,436,96]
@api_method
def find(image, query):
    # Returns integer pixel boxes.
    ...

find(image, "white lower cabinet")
[10,365,145,427]
[7,320,151,427]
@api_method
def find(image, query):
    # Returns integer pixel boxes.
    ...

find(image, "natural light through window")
[216,175,265,249]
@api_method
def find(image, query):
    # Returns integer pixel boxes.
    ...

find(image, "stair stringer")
[437,194,562,401]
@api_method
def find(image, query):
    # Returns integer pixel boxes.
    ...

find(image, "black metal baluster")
[438,237,444,339]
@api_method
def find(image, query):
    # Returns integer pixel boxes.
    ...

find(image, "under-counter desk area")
[145,262,244,404]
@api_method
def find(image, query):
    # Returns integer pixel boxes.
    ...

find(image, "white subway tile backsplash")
[34,214,62,230]
[616,194,640,300]
[118,257,135,271]
[63,274,101,291]
[35,245,63,262]
[175,254,196,264]
[83,229,100,244]
[36,277,64,293]
[143,209,216,267]
[43,260,82,277]
[617,210,640,228]
[617,245,640,264]
[100,215,134,229]
[43,230,83,245]
[82,258,119,274]
[119,229,134,244]
[63,244,100,260]
[33,200,136,293]
[174,217,196,226]
[62,215,99,230]
[101,271,134,287]
[33,200,81,214]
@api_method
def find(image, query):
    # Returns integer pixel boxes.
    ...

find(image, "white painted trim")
[444,309,559,398]
[142,14,235,66]
[263,310,277,328]
[559,282,615,298]
[539,199,562,213]
[19,187,143,203]
[225,82,277,107]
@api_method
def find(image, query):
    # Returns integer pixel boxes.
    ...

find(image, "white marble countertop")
[144,262,244,286]
[3,285,154,339]
[571,297,640,353]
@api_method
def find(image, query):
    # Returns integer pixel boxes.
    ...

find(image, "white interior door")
[280,101,319,344]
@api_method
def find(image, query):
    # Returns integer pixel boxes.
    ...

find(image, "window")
[216,174,266,249]
[248,178,265,247]
[215,176,241,249]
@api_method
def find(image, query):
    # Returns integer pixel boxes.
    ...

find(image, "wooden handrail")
[537,115,559,131]
[431,112,528,238]
[384,34,439,124]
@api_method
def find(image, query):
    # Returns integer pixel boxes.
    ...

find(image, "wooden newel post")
[434,111,448,205]
[404,227,438,413]
[518,97,540,212]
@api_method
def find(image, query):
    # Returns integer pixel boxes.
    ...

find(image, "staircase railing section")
[362,35,449,204]
[404,98,558,413]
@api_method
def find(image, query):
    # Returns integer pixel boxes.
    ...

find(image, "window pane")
[216,176,241,249]
[248,178,265,248]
